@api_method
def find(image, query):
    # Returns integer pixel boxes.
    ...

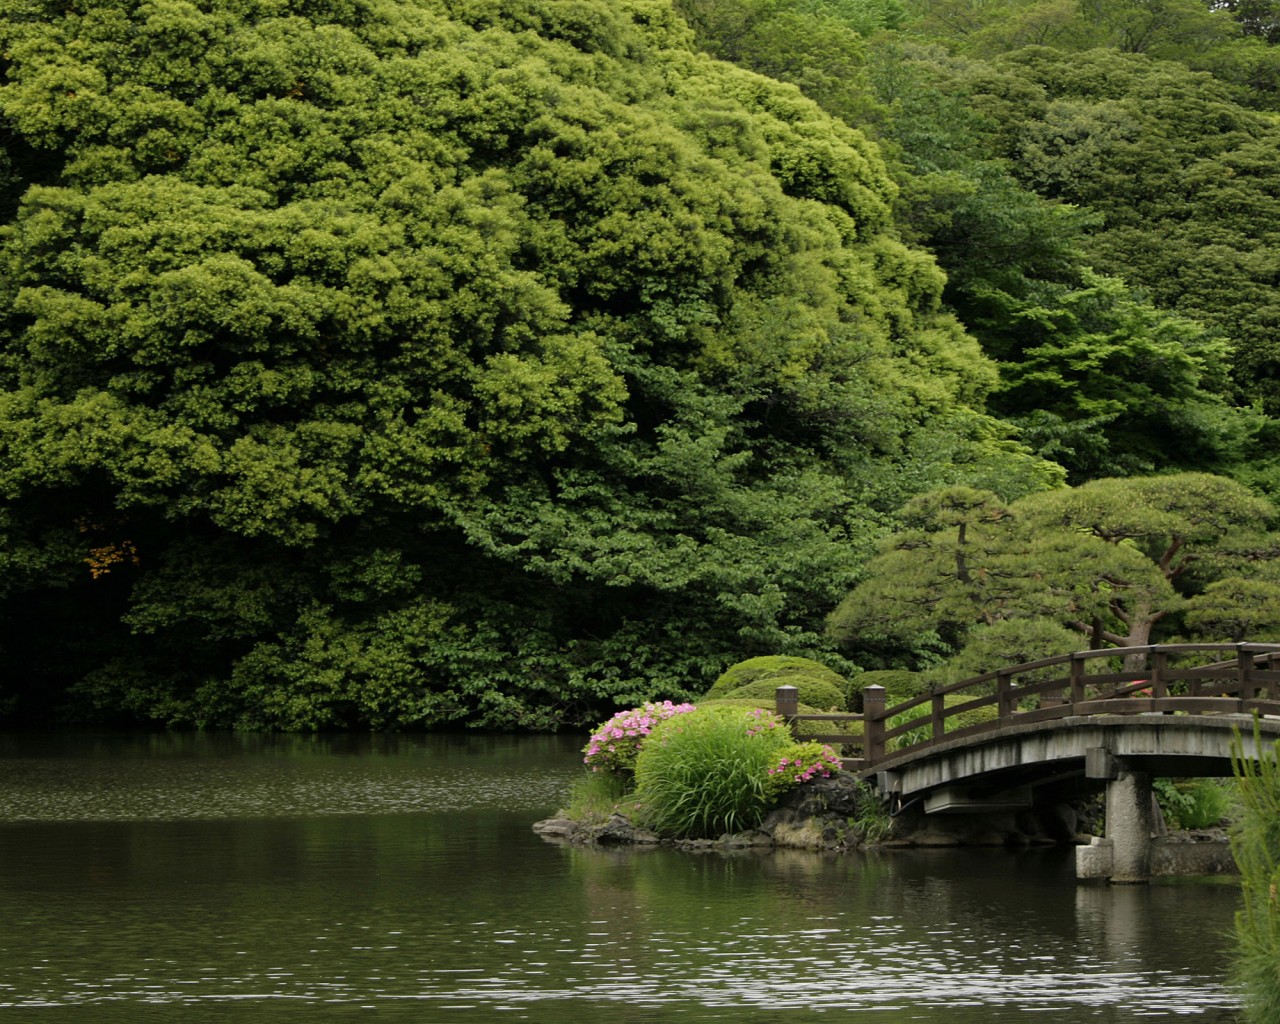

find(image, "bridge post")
[1238,643,1255,699]
[1106,770,1155,884]
[863,685,886,764]
[775,685,799,722]
[1069,653,1086,703]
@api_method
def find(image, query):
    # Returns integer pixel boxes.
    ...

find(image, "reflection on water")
[0,732,1244,1022]
[0,732,576,820]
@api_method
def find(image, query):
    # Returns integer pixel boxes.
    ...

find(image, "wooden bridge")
[775,642,1280,882]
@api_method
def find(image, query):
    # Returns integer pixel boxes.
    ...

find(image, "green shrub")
[763,741,844,800]
[561,770,632,826]
[704,656,847,701]
[700,697,863,747]
[719,673,847,712]
[848,669,923,710]
[1154,778,1234,830]
[634,705,793,838]
[581,700,697,775]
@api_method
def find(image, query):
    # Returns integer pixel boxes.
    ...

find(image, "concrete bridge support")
[1105,770,1154,883]
[1075,768,1157,883]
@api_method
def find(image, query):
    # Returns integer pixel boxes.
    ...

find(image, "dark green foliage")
[1217,0,1280,44]
[974,47,1280,415]
[860,42,1266,479]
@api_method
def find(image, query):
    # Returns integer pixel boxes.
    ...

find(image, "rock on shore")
[533,772,1101,852]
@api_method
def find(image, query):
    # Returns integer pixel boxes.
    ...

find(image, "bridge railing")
[776,642,1280,773]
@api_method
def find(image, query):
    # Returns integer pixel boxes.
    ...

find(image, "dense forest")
[0,0,1278,730]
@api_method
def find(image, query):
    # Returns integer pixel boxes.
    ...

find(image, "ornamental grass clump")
[582,700,697,775]
[1231,726,1280,1024]
[633,706,794,838]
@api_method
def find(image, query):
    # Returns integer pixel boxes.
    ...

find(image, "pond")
[0,731,1244,1022]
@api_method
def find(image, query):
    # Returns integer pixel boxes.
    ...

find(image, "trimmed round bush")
[634,705,793,838]
[719,673,847,712]
[700,697,863,739]
[705,655,847,701]
[847,669,922,710]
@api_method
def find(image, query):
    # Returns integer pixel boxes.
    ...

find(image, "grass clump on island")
[1231,727,1280,1024]
[565,699,844,840]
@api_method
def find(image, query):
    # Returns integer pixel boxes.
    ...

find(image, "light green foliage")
[561,770,633,826]
[715,674,847,711]
[829,473,1278,670]
[1183,570,1280,641]
[675,0,896,124]
[846,668,920,706]
[705,655,848,700]
[0,0,1011,728]
[1231,728,1280,1023]
[634,705,794,837]
[926,618,1088,684]
[1153,777,1234,831]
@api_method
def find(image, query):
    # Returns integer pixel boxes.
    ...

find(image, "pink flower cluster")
[766,743,843,787]
[744,707,783,737]
[583,700,697,773]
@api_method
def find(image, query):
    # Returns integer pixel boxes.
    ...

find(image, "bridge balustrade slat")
[926,720,995,744]
[941,694,996,715]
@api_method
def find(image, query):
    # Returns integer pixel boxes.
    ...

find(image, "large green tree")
[672,5,1263,480]
[0,0,1014,728]
[958,46,1280,417]
[828,473,1279,673]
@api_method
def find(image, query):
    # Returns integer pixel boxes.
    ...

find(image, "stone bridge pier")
[1077,768,1156,884]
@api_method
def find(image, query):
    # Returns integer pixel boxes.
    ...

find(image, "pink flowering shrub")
[765,741,844,799]
[744,707,785,737]
[582,700,697,774]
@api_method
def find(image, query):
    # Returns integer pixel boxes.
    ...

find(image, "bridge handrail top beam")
[913,642,1280,702]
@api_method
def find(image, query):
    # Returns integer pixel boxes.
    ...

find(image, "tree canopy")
[5,0,1280,730]
[0,0,1030,728]
[828,473,1280,677]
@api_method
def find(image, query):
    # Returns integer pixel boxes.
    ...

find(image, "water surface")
[0,732,1243,1022]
